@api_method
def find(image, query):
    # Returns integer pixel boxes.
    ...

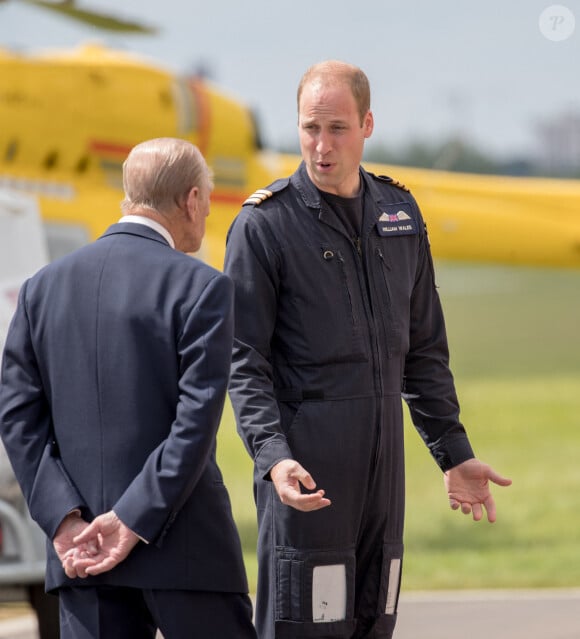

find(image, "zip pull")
[377,248,391,270]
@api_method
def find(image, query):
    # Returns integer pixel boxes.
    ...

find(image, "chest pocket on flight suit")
[375,247,406,359]
[278,243,368,366]
[371,200,417,358]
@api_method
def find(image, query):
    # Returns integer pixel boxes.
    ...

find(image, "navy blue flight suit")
[225,162,474,638]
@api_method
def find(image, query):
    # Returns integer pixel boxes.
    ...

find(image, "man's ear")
[185,186,199,219]
[364,110,374,139]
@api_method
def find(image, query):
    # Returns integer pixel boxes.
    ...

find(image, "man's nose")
[316,131,332,154]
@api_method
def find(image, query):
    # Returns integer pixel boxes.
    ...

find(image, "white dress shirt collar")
[118,215,175,249]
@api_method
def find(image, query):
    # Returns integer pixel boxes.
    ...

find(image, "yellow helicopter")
[0,37,579,269]
[0,40,285,267]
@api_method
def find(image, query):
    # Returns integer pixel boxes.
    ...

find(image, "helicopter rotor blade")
[20,0,158,34]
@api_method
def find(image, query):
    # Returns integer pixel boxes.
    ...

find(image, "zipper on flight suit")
[336,251,357,328]
[376,248,394,359]
[353,233,386,473]
[322,212,384,473]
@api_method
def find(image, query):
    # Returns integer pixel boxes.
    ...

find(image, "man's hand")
[270,459,331,512]
[444,458,512,523]
[53,511,95,579]
[70,510,140,576]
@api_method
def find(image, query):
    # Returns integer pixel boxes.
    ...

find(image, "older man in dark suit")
[0,138,256,639]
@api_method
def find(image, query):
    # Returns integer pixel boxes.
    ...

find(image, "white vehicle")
[0,189,59,638]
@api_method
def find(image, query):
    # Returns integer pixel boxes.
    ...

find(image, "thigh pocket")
[275,547,357,637]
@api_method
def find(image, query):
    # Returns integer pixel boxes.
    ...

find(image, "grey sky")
[1,0,578,159]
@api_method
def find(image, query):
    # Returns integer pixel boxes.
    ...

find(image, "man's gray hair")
[121,138,210,215]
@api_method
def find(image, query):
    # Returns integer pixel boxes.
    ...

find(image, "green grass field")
[217,262,580,593]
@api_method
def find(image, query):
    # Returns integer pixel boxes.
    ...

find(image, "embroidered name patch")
[376,203,417,237]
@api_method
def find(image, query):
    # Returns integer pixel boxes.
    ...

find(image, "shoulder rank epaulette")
[242,177,291,207]
[243,189,274,207]
[370,172,410,193]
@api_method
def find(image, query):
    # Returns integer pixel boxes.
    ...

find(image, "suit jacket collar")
[100,222,172,248]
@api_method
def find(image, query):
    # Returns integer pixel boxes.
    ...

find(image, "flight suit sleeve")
[224,210,294,479]
[402,216,475,472]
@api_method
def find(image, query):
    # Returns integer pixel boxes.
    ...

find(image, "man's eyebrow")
[301,117,348,125]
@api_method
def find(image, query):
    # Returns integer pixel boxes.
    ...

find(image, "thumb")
[487,468,512,487]
[293,464,317,491]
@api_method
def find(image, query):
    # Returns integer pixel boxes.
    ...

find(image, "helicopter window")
[88,71,107,86]
[43,152,59,170]
[4,141,18,163]
[172,78,196,135]
[159,89,172,110]
[76,156,90,174]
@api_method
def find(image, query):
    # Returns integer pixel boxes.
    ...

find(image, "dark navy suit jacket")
[0,223,248,594]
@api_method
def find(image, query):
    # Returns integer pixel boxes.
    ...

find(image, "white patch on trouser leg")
[312,564,347,622]
[385,558,401,615]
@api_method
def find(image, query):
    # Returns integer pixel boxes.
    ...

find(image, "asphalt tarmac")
[396,589,580,639]
[1,589,578,638]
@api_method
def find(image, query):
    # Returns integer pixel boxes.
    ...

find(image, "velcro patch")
[376,203,417,236]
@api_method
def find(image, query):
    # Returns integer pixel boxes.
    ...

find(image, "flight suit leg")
[254,480,359,639]
[253,395,406,638]
[351,398,406,638]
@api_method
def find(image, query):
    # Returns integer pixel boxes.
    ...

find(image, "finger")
[70,559,91,579]
[277,482,305,505]
[62,548,77,560]
[288,490,331,512]
[84,556,119,576]
[73,524,97,545]
[281,488,323,505]
[63,556,82,579]
[484,496,497,523]
[62,561,75,579]
[449,499,460,511]
[72,555,100,569]
[460,502,471,515]
[471,502,483,522]
[295,498,332,512]
[72,561,97,578]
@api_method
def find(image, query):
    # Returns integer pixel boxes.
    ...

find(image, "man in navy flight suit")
[224,61,511,639]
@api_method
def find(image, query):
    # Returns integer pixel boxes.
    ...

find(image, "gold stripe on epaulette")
[243,189,273,206]
[390,179,409,192]
[374,173,411,192]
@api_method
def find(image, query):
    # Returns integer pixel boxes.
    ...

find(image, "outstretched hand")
[444,458,512,523]
[270,459,331,512]
[68,510,140,576]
